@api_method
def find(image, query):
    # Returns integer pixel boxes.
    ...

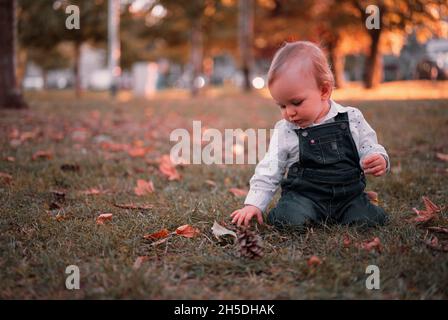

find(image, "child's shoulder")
[273,119,291,130]
[333,100,365,120]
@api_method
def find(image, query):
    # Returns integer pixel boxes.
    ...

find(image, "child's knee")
[267,199,319,228]
[342,206,389,227]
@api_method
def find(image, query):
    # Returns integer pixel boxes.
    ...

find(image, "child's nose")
[285,105,297,117]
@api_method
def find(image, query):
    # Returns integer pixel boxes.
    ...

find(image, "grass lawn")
[1,85,447,299]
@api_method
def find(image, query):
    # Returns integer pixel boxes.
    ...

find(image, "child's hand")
[230,205,263,227]
[362,153,387,177]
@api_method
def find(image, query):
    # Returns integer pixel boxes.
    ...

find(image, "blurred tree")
[18,0,108,97]
[350,0,448,88]
[0,0,27,109]
[312,0,364,88]
[239,0,254,92]
[155,0,235,96]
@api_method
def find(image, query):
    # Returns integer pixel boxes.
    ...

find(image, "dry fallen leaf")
[159,155,181,181]
[80,188,108,195]
[5,156,15,162]
[134,179,155,196]
[343,234,351,248]
[151,237,170,246]
[205,180,217,187]
[143,229,170,240]
[436,152,448,162]
[128,147,148,158]
[96,213,113,225]
[365,191,379,206]
[32,150,53,161]
[176,224,200,238]
[133,256,150,270]
[359,237,382,253]
[411,196,442,223]
[307,255,322,267]
[425,235,448,252]
[211,221,237,240]
[229,188,248,197]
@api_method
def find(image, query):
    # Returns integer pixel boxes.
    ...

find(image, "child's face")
[269,62,331,128]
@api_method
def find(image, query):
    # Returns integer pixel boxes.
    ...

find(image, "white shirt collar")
[285,99,348,129]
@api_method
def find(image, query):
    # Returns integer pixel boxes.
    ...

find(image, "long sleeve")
[244,121,290,212]
[347,108,390,172]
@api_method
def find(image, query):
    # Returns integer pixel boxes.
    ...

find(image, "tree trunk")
[0,0,27,109]
[364,27,383,88]
[327,37,345,88]
[238,0,254,92]
[190,18,203,97]
[74,41,82,98]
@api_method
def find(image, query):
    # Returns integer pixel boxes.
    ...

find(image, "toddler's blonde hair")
[267,41,334,89]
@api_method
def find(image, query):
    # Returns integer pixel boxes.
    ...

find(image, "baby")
[231,41,389,229]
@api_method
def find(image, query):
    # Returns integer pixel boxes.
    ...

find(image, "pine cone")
[236,227,264,259]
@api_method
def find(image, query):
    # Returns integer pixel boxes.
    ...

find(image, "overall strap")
[334,111,348,122]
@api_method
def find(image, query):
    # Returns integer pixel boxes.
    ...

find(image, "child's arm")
[231,122,289,226]
[348,108,390,176]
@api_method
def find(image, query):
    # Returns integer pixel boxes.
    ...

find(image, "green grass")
[0,90,447,299]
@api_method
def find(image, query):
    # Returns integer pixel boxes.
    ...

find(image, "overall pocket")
[317,133,343,164]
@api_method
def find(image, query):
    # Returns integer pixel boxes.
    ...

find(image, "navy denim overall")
[267,112,388,228]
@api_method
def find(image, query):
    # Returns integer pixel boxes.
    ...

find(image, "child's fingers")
[244,213,253,227]
[373,169,386,176]
[364,161,382,170]
[364,157,384,169]
[231,211,240,224]
[366,165,385,174]
[362,155,377,165]
[237,214,246,227]
[230,210,239,218]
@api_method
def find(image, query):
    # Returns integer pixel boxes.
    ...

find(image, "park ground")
[0,81,447,299]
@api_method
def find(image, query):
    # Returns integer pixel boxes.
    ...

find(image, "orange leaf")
[143,229,170,240]
[134,179,155,196]
[307,255,322,267]
[81,188,105,195]
[343,234,351,248]
[133,256,150,270]
[359,237,382,252]
[205,180,217,187]
[96,213,113,225]
[365,191,379,206]
[128,147,148,158]
[411,196,442,223]
[159,155,181,181]
[32,150,53,161]
[229,188,248,197]
[436,152,448,162]
[175,224,200,238]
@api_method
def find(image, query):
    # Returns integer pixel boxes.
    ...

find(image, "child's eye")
[278,104,286,109]
[291,100,303,106]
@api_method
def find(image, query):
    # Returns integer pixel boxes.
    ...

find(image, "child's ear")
[320,82,332,101]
